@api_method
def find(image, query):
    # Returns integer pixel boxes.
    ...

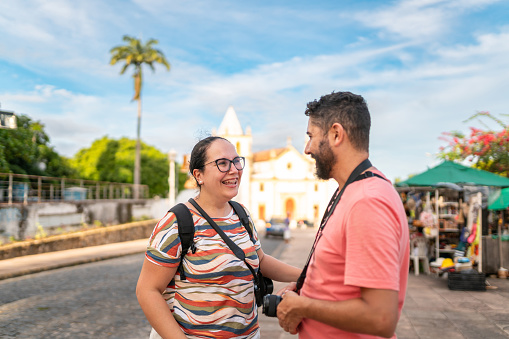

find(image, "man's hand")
[276,290,306,335]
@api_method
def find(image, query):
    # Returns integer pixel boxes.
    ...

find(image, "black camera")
[262,294,282,317]
[254,272,273,307]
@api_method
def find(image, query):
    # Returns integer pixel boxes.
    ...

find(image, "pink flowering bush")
[438,112,509,177]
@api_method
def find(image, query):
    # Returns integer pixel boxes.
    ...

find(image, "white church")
[179,106,338,226]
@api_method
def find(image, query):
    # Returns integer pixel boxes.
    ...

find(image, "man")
[277,91,409,338]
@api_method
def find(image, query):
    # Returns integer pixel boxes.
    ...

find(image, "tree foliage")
[438,112,509,177]
[71,136,173,197]
[1,114,186,198]
[0,114,76,177]
[109,35,170,101]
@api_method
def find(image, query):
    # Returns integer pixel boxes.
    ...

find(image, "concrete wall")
[0,219,157,260]
[0,198,171,242]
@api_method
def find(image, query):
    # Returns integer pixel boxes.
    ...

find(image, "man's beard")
[313,139,335,180]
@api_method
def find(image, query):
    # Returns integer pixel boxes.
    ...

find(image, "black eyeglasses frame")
[204,156,245,173]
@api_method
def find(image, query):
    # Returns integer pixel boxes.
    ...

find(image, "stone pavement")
[1,228,508,338]
[261,229,509,338]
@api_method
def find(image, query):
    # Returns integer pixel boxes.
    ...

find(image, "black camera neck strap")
[188,198,258,280]
[296,159,374,293]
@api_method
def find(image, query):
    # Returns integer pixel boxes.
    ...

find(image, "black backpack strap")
[169,203,195,281]
[229,200,253,241]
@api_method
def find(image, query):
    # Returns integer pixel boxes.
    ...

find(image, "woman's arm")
[257,247,301,282]
[136,258,187,339]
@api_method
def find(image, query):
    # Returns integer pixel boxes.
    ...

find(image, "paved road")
[0,253,150,338]
[0,234,287,338]
[3,228,508,339]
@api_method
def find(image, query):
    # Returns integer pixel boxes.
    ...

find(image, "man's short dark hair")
[305,91,371,152]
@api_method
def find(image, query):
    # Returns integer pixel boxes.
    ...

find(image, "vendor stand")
[486,187,509,276]
[397,161,509,275]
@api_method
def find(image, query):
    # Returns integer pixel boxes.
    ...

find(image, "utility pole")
[168,149,177,207]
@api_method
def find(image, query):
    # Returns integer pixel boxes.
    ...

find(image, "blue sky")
[1,0,508,182]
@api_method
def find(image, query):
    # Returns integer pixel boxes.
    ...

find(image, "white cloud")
[437,27,509,59]
[352,0,501,41]
[1,0,508,184]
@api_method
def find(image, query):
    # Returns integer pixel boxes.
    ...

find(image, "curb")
[0,239,147,281]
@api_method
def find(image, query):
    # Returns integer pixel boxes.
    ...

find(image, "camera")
[262,294,282,317]
[254,272,274,307]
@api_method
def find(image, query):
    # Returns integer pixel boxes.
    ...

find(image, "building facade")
[212,106,337,226]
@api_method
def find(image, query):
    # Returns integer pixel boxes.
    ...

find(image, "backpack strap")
[229,200,254,241]
[169,203,195,281]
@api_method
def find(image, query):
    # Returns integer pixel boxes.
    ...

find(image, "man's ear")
[329,123,345,146]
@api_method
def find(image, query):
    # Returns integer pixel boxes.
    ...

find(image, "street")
[0,235,287,338]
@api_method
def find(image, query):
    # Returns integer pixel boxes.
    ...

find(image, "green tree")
[0,114,76,177]
[109,35,170,198]
[438,111,509,177]
[71,136,171,197]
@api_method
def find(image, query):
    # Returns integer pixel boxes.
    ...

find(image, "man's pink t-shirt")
[299,170,409,339]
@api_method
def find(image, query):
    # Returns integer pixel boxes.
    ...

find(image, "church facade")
[211,106,337,226]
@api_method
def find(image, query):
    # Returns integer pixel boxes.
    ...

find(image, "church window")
[287,162,292,170]
[313,205,319,220]
[260,183,264,191]
[314,184,318,191]
[236,141,241,154]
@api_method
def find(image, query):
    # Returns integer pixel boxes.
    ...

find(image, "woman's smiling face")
[195,138,243,202]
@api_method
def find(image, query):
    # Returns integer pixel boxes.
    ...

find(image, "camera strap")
[188,198,259,282]
[295,159,377,293]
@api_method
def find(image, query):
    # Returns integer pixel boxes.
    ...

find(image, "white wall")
[0,199,167,242]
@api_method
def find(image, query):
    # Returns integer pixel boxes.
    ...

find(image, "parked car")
[297,219,314,228]
[265,217,287,238]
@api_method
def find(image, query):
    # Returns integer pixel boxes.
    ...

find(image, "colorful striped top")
[146,204,261,339]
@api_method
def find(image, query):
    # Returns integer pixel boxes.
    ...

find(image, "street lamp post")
[168,149,177,207]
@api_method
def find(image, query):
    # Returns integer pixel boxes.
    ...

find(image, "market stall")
[486,187,509,277]
[397,161,509,276]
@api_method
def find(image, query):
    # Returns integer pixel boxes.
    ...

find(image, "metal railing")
[0,173,149,204]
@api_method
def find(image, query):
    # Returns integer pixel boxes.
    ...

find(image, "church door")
[285,198,295,219]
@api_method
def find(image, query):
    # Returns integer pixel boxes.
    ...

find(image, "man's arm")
[277,287,399,337]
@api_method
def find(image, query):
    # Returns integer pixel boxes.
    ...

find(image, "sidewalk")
[0,239,148,280]
[1,228,508,338]
[261,228,509,339]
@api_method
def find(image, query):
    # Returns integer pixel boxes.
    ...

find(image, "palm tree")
[109,35,170,199]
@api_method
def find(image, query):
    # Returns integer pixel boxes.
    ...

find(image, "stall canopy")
[396,161,509,187]
[488,187,509,210]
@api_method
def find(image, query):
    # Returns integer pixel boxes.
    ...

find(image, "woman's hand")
[276,282,297,296]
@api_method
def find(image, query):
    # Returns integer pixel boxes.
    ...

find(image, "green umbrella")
[488,187,509,210]
[397,161,509,187]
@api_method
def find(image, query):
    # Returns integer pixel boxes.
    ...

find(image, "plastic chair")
[410,237,430,276]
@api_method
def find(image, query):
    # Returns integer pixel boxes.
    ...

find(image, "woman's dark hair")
[189,136,230,186]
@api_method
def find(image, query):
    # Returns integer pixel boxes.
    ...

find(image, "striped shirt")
[146,205,261,339]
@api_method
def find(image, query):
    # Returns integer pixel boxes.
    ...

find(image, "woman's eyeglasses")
[204,157,245,172]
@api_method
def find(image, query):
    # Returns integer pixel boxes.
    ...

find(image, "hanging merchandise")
[467,223,477,244]
[465,193,483,269]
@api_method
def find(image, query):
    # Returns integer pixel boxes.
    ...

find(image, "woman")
[136,136,301,338]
